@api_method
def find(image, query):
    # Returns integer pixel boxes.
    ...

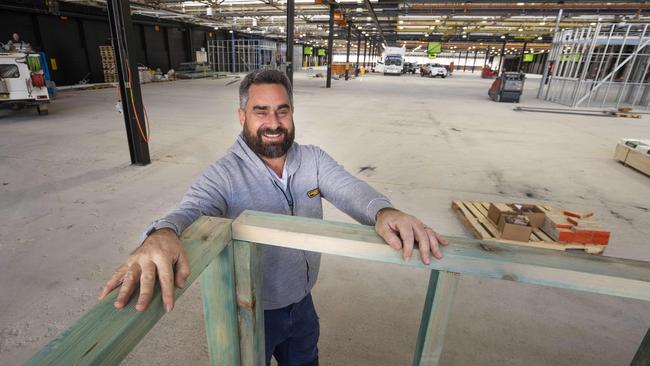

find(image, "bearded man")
[99,69,447,366]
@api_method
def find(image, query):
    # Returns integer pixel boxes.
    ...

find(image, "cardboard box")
[488,203,514,226]
[511,204,546,228]
[498,214,533,242]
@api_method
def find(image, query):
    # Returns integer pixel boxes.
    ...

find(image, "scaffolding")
[207,39,284,74]
[538,23,650,110]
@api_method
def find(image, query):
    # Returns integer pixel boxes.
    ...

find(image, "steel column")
[286,0,295,84]
[518,41,527,72]
[230,30,236,73]
[106,0,150,165]
[363,37,367,67]
[345,22,351,80]
[472,50,478,72]
[497,41,506,75]
[326,4,335,88]
[537,8,563,98]
[463,50,469,71]
[356,34,361,66]
[186,25,194,62]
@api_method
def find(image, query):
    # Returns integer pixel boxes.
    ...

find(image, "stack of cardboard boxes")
[487,203,610,245]
[488,203,545,242]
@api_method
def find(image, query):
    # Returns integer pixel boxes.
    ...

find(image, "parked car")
[419,63,449,78]
[402,62,416,74]
[428,63,450,78]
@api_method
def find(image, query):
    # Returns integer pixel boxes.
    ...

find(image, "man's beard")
[243,124,295,159]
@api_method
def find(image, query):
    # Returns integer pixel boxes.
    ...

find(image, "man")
[99,69,448,366]
[4,33,30,52]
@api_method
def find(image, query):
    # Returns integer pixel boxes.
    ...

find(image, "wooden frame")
[26,211,650,366]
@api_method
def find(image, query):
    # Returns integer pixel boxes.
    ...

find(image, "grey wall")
[0,4,224,85]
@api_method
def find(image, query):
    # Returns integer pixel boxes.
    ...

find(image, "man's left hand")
[375,208,449,264]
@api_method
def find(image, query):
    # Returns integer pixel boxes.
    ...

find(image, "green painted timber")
[24,217,232,366]
[233,240,266,366]
[232,210,650,301]
[412,271,459,366]
[26,211,650,365]
[200,243,240,366]
[631,327,650,366]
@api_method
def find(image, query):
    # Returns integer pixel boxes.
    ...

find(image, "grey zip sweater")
[144,134,393,309]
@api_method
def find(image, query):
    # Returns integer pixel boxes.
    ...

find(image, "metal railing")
[25,211,650,366]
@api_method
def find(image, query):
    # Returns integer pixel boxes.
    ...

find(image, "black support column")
[286,0,295,84]
[356,34,361,66]
[362,37,367,67]
[497,41,506,75]
[326,4,335,88]
[518,41,528,72]
[472,49,478,73]
[345,22,351,80]
[463,49,469,71]
[186,25,194,62]
[106,0,150,165]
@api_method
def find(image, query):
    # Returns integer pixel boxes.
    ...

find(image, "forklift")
[488,71,525,103]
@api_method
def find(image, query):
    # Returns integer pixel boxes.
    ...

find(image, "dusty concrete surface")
[1,70,649,365]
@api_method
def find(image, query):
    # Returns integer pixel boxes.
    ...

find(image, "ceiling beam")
[363,0,387,46]
[406,2,650,11]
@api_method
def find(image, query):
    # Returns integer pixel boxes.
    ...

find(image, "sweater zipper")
[274,175,309,289]
[272,175,294,215]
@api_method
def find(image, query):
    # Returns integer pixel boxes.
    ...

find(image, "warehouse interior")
[1,0,650,365]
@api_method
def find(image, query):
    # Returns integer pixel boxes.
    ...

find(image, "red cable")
[122,56,150,143]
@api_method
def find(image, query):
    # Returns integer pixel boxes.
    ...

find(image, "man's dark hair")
[239,69,293,109]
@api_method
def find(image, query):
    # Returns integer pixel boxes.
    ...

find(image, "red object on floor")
[481,67,496,78]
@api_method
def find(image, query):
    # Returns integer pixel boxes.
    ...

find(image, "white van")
[0,52,50,115]
[383,54,403,75]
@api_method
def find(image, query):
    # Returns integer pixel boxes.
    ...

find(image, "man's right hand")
[98,228,190,312]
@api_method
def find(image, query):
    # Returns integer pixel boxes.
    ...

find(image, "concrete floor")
[1,70,649,365]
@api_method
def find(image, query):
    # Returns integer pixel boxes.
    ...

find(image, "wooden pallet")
[605,107,641,118]
[451,200,606,254]
[606,111,641,118]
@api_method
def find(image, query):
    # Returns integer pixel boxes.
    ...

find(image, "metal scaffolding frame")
[207,39,284,73]
[538,23,650,110]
